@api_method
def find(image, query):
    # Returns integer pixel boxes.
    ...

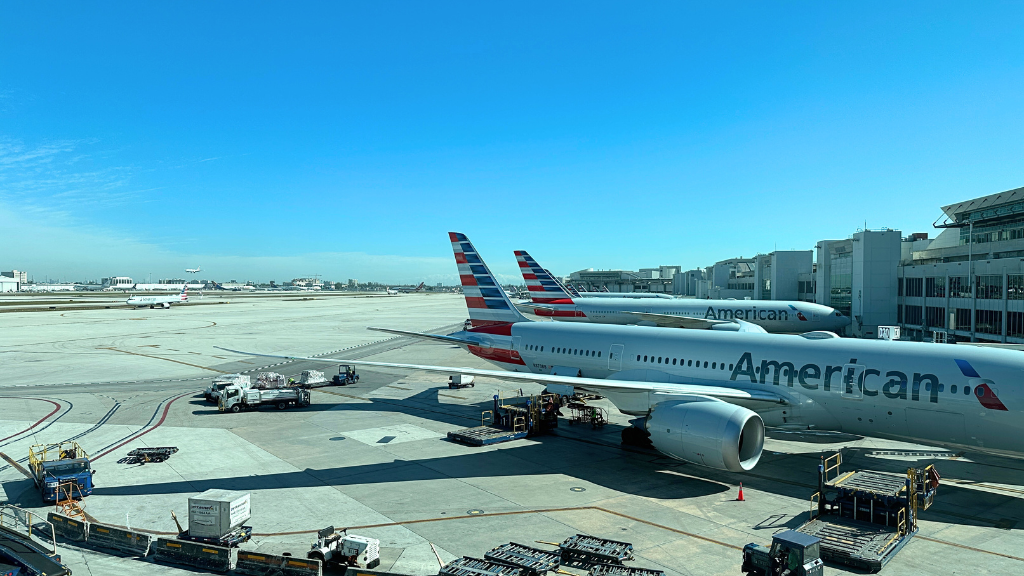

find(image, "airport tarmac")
[2,293,1023,575]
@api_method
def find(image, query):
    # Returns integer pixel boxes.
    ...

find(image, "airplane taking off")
[126,285,188,309]
[224,232,1024,475]
[515,250,850,334]
[186,265,201,274]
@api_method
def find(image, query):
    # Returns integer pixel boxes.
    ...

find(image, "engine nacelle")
[646,400,764,472]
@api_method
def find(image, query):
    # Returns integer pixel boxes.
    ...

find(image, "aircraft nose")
[836,313,852,328]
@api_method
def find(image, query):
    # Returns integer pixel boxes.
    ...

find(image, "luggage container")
[188,490,251,540]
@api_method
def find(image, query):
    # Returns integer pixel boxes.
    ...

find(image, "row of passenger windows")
[636,354,733,371]
[524,344,601,358]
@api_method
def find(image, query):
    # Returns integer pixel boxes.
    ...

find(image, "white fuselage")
[534,297,850,333]
[126,292,186,307]
[466,322,1023,456]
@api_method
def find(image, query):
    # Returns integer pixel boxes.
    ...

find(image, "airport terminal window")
[1009,275,1024,300]
[897,305,903,323]
[949,276,971,298]
[1009,312,1024,338]
[898,278,904,297]
[904,305,922,325]
[954,308,972,330]
[905,278,923,298]
[976,310,1002,335]
[976,275,1002,299]
[925,277,945,298]
[925,307,946,328]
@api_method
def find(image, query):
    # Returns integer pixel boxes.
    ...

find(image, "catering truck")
[218,385,311,413]
[28,442,94,502]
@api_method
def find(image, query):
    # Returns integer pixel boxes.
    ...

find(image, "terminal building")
[897,186,1024,343]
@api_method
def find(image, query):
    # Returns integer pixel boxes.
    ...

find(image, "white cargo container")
[299,370,326,384]
[341,534,381,568]
[188,489,251,539]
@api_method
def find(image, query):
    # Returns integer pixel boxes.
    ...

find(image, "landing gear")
[621,426,652,447]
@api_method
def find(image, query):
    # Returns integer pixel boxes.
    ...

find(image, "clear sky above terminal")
[2,2,1023,283]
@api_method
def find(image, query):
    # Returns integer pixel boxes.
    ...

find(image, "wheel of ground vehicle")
[276,401,287,410]
[230,404,241,413]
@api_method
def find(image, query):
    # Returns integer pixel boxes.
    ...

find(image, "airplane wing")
[516,302,557,313]
[214,347,786,403]
[616,311,733,329]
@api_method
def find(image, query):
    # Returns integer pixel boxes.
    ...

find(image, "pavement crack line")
[97,347,228,373]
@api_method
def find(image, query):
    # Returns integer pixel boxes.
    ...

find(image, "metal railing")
[0,504,57,556]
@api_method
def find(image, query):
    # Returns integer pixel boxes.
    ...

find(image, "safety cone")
[737,482,745,501]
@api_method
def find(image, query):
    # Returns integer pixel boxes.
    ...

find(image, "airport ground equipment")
[219,384,311,413]
[557,535,633,566]
[567,402,607,429]
[154,537,236,572]
[170,490,253,547]
[28,442,93,503]
[307,526,380,569]
[205,373,251,402]
[0,505,70,576]
[123,447,178,464]
[447,391,558,446]
[484,543,561,576]
[332,365,359,385]
[742,530,823,576]
[298,370,327,385]
[588,564,664,576]
[766,451,937,572]
[448,374,475,389]
[440,557,526,576]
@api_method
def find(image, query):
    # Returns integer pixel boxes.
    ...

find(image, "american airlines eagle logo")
[954,359,1008,411]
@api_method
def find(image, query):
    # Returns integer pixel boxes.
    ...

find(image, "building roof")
[941,186,1024,223]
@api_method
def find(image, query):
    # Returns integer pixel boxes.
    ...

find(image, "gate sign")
[878,326,900,341]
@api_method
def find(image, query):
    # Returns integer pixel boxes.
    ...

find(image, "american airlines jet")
[126,285,188,309]
[516,250,850,334]
[224,233,1022,474]
[186,265,201,274]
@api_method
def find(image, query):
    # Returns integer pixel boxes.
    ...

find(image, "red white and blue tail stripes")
[180,286,188,301]
[515,250,574,304]
[450,233,528,327]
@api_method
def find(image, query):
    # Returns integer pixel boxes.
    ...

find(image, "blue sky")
[2,2,1022,284]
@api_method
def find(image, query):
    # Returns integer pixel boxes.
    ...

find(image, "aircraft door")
[608,344,624,371]
[841,364,865,400]
[511,336,522,351]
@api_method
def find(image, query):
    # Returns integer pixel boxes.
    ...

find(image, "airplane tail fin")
[514,250,574,303]
[416,282,425,291]
[181,285,188,301]
[450,232,529,327]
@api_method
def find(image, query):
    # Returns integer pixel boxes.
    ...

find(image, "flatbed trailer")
[484,542,561,576]
[794,452,938,572]
[558,534,634,566]
[441,557,525,576]
[448,391,558,447]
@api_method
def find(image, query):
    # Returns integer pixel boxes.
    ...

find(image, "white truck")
[204,374,252,403]
[218,385,311,413]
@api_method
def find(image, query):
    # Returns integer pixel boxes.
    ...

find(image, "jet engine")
[645,400,764,472]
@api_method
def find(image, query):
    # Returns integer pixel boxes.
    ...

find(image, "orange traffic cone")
[737,482,745,501]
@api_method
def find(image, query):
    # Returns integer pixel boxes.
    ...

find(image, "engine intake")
[646,400,764,472]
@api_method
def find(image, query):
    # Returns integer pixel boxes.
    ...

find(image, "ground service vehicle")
[204,373,251,402]
[742,530,823,576]
[448,374,475,388]
[28,442,94,503]
[219,385,310,412]
[332,365,359,385]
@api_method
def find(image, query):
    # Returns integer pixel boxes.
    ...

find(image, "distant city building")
[102,276,134,289]
[2,270,27,283]
[0,277,18,292]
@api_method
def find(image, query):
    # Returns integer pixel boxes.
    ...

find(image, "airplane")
[126,285,188,309]
[186,265,201,274]
[515,250,851,334]
[223,232,1023,475]
[385,282,426,295]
